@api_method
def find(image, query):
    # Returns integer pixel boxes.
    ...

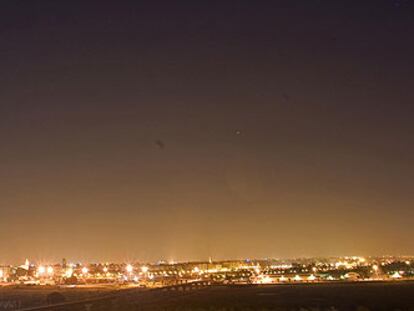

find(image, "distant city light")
[47,266,54,275]
[0,256,411,287]
[193,267,200,274]
[391,271,402,279]
[38,266,46,275]
[258,275,273,284]
[65,268,73,278]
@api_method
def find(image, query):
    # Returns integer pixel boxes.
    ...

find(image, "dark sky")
[1,0,414,264]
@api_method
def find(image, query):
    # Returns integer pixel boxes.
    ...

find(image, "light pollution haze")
[1,1,414,264]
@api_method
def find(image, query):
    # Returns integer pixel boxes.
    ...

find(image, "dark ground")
[157,282,414,311]
[3,282,414,311]
[119,282,414,311]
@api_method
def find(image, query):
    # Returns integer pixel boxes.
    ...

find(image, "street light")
[126,264,133,273]
[47,266,54,275]
[65,268,73,278]
[38,266,46,275]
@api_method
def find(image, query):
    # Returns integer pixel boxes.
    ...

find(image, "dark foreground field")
[2,282,414,311]
[158,282,414,311]
[0,286,115,310]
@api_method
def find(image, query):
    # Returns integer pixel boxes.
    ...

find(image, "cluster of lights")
[255,273,319,284]
[1,256,413,286]
[391,271,402,279]
[126,264,133,273]
[37,266,54,276]
[65,268,73,278]
[81,267,88,275]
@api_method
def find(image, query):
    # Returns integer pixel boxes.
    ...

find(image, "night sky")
[1,1,414,264]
